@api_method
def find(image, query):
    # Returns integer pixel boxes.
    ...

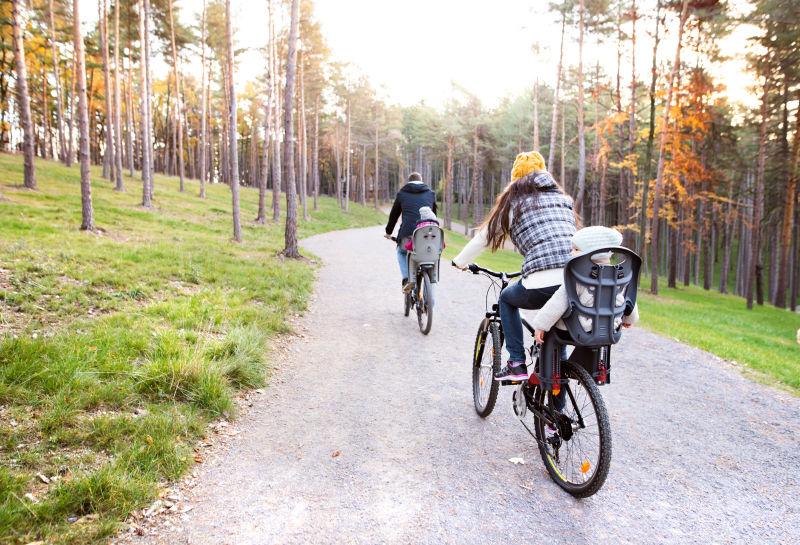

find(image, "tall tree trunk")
[256,83,270,222]
[138,0,152,207]
[73,0,93,229]
[470,125,481,232]
[199,0,208,197]
[47,0,66,163]
[649,0,689,294]
[345,100,351,212]
[445,135,454,230]
[626,0,638,247]
[640,0,661,255]
[12,0,36,189]
[225,0,241,242]
[168,0,185,192]
[99,0,114,181]
[373,121,379,210]
[269,0,281,221]
[775,89,799,308]
[112,0,124,190]
[574,0,587,216]
[144,0,154,188]
[67,53,76,166]
[748,74,770,309]
[125,47,134,175]
[282,0,301,256]
[313,98,320,210]
[299,52,309,219]
[548,11,566,172]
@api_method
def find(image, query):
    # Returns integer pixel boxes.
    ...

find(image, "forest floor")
[0,154,385,545]
[118,225,800,545]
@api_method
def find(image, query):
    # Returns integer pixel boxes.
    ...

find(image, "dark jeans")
[499,282,559,362]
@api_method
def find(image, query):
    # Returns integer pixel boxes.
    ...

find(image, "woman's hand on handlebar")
[534,329,545,345]
[384,233,393,240]
[451,260,468,271]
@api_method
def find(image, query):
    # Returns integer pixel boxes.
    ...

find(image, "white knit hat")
[419,206,437,222]
[572,226,623,260]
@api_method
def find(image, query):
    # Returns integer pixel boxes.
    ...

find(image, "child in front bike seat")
[532,226,639,344]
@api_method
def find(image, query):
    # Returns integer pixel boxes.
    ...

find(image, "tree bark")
[548,11,566,172]
[649,0,689,294]
[373,121,379,210]
[112,0,124,190]
[445,135,454,230]
[299,52,309,219]
[225,0,241,242]
[282,0,301,256]
[775,89,799,308]
[470,125,481,231]
[639,0,661,255]
[99,0,114,181]
[73,0,93,229]
[125,45,134,175]
[138,0,152,207]
[256,78,270,222]
[626,0,638,246]
[314,98,320,210]
[269,0,281,221]
[748,74,770,308]
[168,0,185,192]
[345,100,351,212]
[47,0,67,163]
[12,0,36,189]
[199,0,208,197]
[574,0,587,216]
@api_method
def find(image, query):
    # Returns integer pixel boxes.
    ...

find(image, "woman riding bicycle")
[452,151,577,381]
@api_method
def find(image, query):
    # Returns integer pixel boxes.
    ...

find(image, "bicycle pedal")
[499,379,522,386]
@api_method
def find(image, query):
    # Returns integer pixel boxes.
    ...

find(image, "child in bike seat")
[532,226,639,344]
[404,206,444,251]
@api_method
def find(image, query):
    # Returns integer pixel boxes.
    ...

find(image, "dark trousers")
[498,282,559,362]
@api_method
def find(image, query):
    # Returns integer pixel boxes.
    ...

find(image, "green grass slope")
[0,154,384,544]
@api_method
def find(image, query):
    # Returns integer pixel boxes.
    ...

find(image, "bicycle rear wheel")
[416,270,433,334]
[529,360,611,497]
[472,321,500,417]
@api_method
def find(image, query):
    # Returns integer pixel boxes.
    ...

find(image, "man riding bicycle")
[384,172,437,292]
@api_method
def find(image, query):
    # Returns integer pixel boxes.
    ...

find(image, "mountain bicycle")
[465,263,613,498]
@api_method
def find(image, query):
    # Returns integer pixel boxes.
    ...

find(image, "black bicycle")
[466,263,612,498]
[391,236,434,335]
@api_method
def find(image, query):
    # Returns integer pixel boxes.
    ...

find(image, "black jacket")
[385,183,437,242]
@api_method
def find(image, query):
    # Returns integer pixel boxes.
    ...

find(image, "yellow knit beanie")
[510,151,546,182]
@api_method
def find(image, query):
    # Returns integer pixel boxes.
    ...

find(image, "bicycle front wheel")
[529,360,611,497]
[472,321,500,417]
[416,270,433,335]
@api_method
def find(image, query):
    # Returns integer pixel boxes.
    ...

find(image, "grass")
[0,153,384,544]
[441,229,800,392]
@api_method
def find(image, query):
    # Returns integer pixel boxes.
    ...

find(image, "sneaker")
[494,361,528,381]
[403,281,414,294]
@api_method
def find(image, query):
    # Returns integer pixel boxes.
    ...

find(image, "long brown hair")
[482,174,578,251]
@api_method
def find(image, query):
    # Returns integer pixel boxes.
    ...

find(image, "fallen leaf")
[331,450,341,458]
[23,493,39,504]
[508,457,526,465]
[145,435,154,445]
[194,454,203,463]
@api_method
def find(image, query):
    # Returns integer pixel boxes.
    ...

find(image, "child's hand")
[534,329,545,344]
[622,322,633,329]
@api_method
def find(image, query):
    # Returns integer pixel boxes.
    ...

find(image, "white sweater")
[531,282,640,333]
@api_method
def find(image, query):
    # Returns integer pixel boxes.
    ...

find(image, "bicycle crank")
[512,384,526,419]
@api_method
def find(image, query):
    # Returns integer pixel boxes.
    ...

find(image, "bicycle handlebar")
[451,261,522,279]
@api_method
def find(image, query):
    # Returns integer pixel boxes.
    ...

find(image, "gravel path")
[126,226,800,545]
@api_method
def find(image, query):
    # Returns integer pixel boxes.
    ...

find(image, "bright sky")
[80,0,762,110]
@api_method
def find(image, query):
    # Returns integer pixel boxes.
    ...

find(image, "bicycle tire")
[532,360,612,498]
[472,321,501,417]
[416,270,433,334]
[404,288,411,317]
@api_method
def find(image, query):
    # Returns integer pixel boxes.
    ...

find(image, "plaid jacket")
[509,173,576,277]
